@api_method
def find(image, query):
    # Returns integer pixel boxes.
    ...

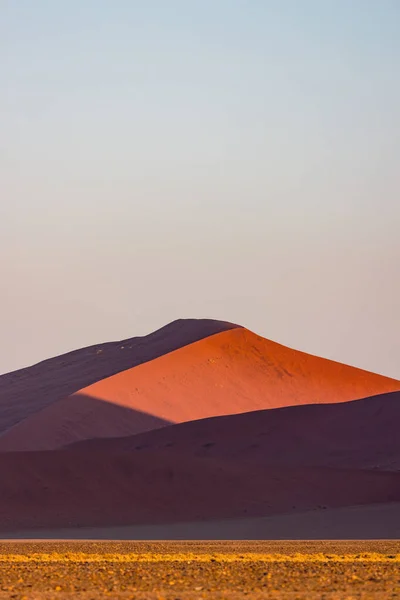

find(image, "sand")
[0,437,399,532]
[0,541,399,599]
[1,324,398,451]
[4,503,400,540]
[1,319,399,541]
[75,390,399,471]
[0,318,237,435]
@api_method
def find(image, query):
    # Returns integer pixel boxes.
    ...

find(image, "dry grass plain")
[0,541,399,599]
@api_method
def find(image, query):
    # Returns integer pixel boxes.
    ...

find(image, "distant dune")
[0,322,398,451]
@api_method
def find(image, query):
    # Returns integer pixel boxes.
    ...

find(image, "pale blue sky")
[1,1,399,377]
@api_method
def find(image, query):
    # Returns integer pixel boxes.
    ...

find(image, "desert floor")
[0,541,399,599]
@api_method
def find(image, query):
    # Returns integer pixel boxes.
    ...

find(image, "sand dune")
[0,319,237,435]
[0,392,399,533]
[75,390,399,472]
[0,441,399,532]
[0,395,174,453]
[1,318,398,538]
[0,324,398,451]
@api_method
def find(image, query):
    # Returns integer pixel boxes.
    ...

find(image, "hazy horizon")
[2,1,399,379]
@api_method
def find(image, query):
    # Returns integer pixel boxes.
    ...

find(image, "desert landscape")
[3,0,399,596]
[0,318,399,597]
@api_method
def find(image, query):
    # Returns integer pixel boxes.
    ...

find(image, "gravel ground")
[0,541,399,599]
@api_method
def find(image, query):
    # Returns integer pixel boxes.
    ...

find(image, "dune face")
[0,394,174,453]
[0,319,238,435]
[0,326,398,451]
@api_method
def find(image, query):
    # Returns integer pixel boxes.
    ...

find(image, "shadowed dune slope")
[72,391,400,472]
[0,394,172,453]
[0,319,238,434]
[0,443,399,532]
[1,327,398,451]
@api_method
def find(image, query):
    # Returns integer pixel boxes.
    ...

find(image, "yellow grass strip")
[0,552,399,563]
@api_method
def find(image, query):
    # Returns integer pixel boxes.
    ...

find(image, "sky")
[1,0,399,378]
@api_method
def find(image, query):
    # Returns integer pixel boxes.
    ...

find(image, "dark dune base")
[3,503,400,540]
